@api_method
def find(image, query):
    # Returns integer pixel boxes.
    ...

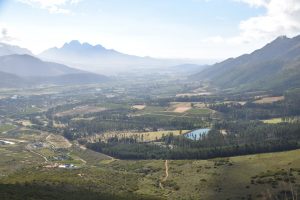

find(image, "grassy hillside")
[192,35,300,91]
[1,149,299,200]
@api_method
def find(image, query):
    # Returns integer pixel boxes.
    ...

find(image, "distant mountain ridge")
[39,40,144,73]
[192,35,300,91]
[0,54,82,77]
[39,40,197,74]
[40,40,123,59]
[0,43,32,56]
[0,53,109,87]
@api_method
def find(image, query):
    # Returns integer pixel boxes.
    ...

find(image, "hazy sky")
[0,0,300,60]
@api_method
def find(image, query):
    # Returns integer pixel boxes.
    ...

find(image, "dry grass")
[132,105,146,110]
[254,96,285,104]
[55,105,106,117]
[71,117,95,121]
[53,121,66,128]
[46,134,72,148]
[193,102,206,108]
[17,120,32,127]
[173,106,191,113]
[97,130,189,142]
[175,92,212,97]
[169,102,192,113]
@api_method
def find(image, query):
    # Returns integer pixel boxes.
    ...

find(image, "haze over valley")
[0,0,300,200]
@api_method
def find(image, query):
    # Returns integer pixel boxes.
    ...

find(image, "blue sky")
[0,0,299,60]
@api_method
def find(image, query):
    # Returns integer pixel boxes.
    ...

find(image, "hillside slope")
[0,54,109,87]
[192,35,300,90]
[0,71,28,88]
[0,43,32,56]
[0,54,82,77]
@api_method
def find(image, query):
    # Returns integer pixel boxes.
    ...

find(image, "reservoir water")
[184,128,210,140]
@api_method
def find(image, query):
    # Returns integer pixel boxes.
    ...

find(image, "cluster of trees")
[210,89,300,120]
[0,95,47,117]
[61,108,207,140]
[285,88,300,115]
[87,121,300,160]
[87,141,168,160]
[210,102,286,120]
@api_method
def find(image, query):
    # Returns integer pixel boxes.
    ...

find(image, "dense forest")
[86,122,300,160]
[211,89,300,119]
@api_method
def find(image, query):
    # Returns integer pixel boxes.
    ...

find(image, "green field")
[262,118,283,124]
[187,107,214,115]
[19,107,43,115]
[0,124,16,133]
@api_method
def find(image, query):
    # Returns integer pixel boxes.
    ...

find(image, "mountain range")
[39,40,195,74]
[0,44,109,88]
[192,35,300,91]
[0,41,204,88]
[0,54,82,77]
[1,35,300,90]
[0,42,33,56]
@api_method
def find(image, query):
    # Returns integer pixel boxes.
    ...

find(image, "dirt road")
[159,160,169,189]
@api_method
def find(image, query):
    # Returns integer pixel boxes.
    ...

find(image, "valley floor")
[0,76,299,200]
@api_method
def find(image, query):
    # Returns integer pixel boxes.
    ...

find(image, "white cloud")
[199,0,300,58]
[0,23,16,42]
[236,0,300,42]
[17,0,82,14]
[235,0,270,7]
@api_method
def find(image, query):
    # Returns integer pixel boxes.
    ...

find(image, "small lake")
[184,128,211,140]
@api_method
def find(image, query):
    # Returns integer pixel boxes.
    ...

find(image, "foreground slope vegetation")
[0,150,299,200]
